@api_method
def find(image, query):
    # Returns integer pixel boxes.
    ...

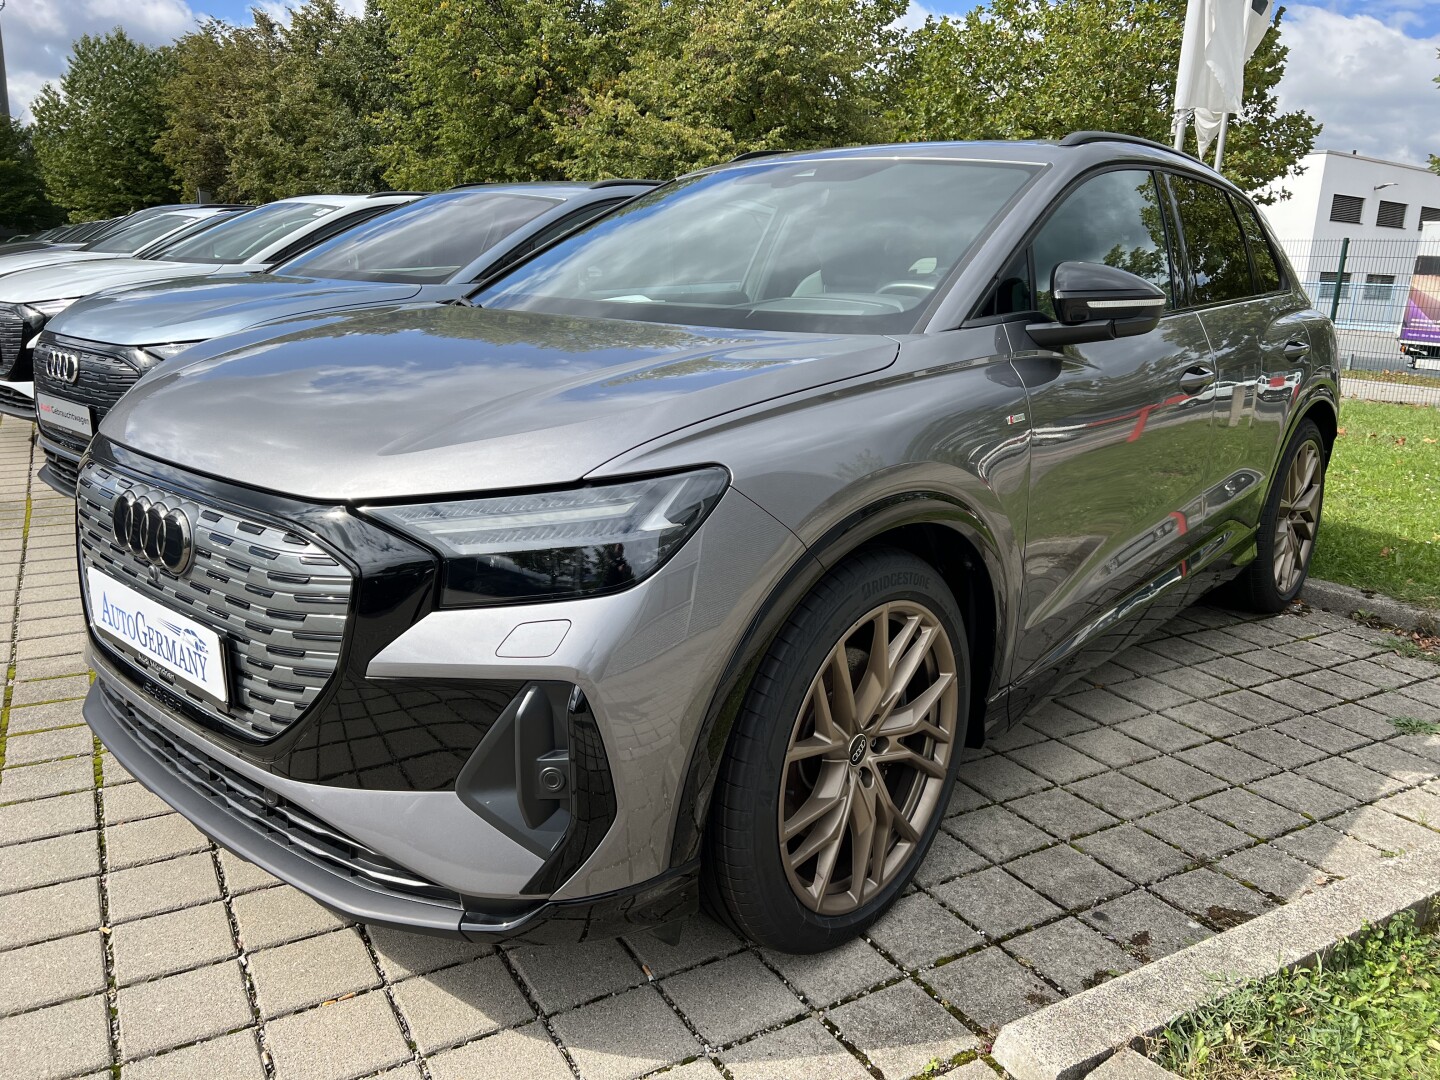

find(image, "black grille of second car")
[102,681,459,905]
[0,306,23,378]
[77,461,355,741]
[34,337,142,419]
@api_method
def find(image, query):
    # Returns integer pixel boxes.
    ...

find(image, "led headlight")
[135,342,202,370]
[20,299,79,320]
[364,467,729,606]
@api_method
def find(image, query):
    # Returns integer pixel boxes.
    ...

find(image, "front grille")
[77,462,355,740]
[103,681,459,906]
[33,337,140,421]
[0,306,23,379]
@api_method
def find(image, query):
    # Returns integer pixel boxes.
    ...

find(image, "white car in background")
[0,194,420,418]
[0,205,243,280]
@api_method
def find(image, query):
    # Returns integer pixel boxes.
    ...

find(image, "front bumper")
[0,380,34,421]
[81,442,805,934]
[86,666,698,941]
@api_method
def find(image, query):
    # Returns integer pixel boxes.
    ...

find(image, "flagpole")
[1173,110,1188,152]
[1213,113,1230,172]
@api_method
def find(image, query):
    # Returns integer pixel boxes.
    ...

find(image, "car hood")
[49,273,426,346]
[104,305,899,501]
[0,258,225,304]
[0,248,120,279]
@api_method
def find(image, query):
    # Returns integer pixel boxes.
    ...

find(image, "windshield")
[155,201,338,264]
[83,212,205,255]
[475,158,1038,334]
[280,192,559,284]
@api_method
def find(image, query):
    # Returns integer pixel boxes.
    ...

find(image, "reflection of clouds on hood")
[107,302,899,501]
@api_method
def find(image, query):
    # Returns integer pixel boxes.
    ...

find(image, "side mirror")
[1025,261,1167,348]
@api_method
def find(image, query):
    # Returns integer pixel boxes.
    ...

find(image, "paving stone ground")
[1,415,1439,1080]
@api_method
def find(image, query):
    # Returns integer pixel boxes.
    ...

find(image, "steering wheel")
[877,281,937,297]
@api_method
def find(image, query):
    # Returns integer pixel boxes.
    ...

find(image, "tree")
[159,1,392,203]
[375,0,600,188]
[554,0,907,179]
[0,120,61,234]
[891,0,1320,201]
[30,30,179,219]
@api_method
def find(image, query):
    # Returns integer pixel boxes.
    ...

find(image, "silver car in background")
[1,194,419,421]
[34,181,656,492]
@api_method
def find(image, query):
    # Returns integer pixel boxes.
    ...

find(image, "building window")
[1421,206,1440,232]
[1317,271,1353,304]
[1364,273,1396,300]
[1377,201,1408,229]
[1330,194,1364,224]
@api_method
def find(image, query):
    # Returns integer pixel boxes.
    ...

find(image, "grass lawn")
[1311,401,1440,608]
[1342,368,1440,391]
[1155,912,1440,1079]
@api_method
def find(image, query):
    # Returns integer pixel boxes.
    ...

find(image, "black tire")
[1232,418,1328,613]
[703,547,969,952]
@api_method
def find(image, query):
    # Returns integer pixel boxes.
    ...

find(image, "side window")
[1030,170,1174,317]
[1235,200,1283,294]
[1169,176,1255,305]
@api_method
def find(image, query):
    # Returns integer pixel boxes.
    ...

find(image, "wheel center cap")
[848,734,868,767]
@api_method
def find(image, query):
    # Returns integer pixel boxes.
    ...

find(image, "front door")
[1004,168,1221,708]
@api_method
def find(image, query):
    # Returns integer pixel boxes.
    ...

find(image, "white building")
[1262,150,1440,333]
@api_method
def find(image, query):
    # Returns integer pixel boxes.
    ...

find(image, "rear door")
[1165,175,1312,529]
[1003,168,1221,706]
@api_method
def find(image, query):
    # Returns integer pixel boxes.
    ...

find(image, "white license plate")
[87,567,228,704]
[36,392,93,438]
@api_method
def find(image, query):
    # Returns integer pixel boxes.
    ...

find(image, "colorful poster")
[1400,254,1440,347]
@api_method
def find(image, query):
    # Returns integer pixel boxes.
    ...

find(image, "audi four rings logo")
[44,348,80,384]
[111,492,194,576]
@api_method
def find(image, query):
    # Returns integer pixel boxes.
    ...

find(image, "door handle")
[1179,366,1216,394]
[1283,340,1310,360]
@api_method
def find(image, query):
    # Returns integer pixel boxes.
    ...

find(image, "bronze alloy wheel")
[777,600,960,915]
[1273,439,1323,595]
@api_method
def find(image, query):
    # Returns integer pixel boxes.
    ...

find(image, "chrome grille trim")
[0,306,23,379]
[77,461,355,740]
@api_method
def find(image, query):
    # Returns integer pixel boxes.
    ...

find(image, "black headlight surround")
[363,467,730,609]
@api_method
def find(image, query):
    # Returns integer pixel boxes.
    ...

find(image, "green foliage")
[375,0,599,188]
[158,1,390,202]
[376,0,905,186]
[0,120,61,233]
[1309,402,1440,607]
[891,0,1320,201]
[1390,715,1440,735]
[1156,911,1440,1079]
[29,30,179,219]
[31,0,1324,217]
[553,0,907,179]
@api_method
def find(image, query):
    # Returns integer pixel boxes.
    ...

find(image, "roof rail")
[729,149,792,162]
[590,178,661,189]
[1059,131,1186,155]
[369,190,429,198]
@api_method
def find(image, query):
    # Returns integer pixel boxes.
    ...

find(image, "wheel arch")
[667,490,1012,869]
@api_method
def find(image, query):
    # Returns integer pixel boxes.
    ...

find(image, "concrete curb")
[990,842,1440,1080]
[1302,578,1439,634]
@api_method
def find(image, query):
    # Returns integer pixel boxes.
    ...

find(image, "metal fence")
[1280,236,1440,408]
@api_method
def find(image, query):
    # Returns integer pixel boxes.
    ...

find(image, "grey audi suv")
[77,134,1337,952]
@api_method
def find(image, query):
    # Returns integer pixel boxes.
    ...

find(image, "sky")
[3,0,1440,167]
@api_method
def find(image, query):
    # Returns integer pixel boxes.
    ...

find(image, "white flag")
[1174,0,1274,157]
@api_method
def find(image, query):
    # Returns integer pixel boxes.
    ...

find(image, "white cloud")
[895,1,941,33]
[2,0,200,120]
[1276,4,1440,165]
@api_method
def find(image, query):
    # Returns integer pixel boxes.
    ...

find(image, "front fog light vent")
[456,682,584,856]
